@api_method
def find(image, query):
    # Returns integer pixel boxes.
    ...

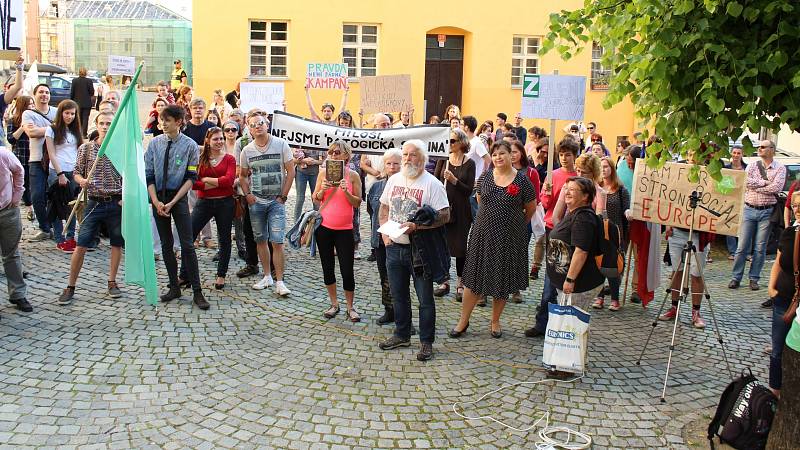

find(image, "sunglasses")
[449,139,458,144]
[223,128,237,132]
[587,127,595,130]
[759,146,773,149]
[248,121,265,128]
[328,149,342,156]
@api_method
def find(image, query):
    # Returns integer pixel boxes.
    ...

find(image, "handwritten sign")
[271,111,449,157]
[107,55,136,76]
[0,0,23,60]
[306,63,348,89]
[521,74,586,121]
[359,74,412,114]
[630,160,745,236]
[240,82,285,114]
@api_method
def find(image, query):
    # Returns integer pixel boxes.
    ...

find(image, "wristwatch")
[277,194,288,202]
[565,276,575,283]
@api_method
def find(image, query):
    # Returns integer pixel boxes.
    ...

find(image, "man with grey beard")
[377,140,450,361]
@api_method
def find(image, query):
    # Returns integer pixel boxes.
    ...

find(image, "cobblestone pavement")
[0,193,773,449]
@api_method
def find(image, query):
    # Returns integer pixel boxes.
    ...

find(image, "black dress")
[436,156,475,258]
[463,169,535,297]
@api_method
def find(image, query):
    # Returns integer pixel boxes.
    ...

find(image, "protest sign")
[305,63,348,89]
[630,160,745,236]
[0,0,23,60]
[359,74,412,114]
[107,55,136,76]
[271,111,448,157]
[520,74,586,121]
[240,82,285,114]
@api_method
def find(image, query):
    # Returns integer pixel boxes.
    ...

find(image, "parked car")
[4,73,102,107]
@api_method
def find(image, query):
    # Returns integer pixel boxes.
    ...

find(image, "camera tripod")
[636,191,733,402]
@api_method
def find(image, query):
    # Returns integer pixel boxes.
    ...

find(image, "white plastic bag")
[531,204,545,237]
[542,293,590,373]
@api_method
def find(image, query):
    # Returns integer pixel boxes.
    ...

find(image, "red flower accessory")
[506,183,520,196]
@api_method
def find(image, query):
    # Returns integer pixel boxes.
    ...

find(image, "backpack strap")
[793,226,800,296]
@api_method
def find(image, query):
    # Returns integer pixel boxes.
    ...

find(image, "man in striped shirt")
[729,140,785,291]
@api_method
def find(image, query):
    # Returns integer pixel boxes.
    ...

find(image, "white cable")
[452,376,592,449]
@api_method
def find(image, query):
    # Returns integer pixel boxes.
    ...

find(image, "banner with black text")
[270,111,449,157]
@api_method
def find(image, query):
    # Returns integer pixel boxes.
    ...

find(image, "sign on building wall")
[520,74,586,121]
[240,82,285,114]
[107,55,136,76]
[0,0,23,60]
[630,160,745,237]
[270,111,449,157]
[359,74,412,114]
[305,63,348,89]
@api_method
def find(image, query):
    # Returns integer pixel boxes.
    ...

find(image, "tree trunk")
[766,344,800,449]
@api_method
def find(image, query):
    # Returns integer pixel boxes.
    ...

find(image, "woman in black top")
[766,190,800,397]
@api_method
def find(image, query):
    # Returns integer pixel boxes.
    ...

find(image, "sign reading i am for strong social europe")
[521,74,586,121]
[630,160,746,237]
[305,63,349,89]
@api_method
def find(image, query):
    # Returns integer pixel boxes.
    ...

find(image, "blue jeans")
[77,200,123,247]
[726,236,738,256]
[598,276,622,301]
[249,199,286,243]
[469,193,479,223]
[293,170,318,223]
[731,206,772,282]
[47,170,77,243]
[770,296,791,390]
[386,244,436,343]
[29,163,50,234]
[534,271,559,332]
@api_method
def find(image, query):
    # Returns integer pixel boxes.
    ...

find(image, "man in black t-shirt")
[182,97,213,146]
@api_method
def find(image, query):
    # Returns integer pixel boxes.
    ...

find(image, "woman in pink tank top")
[311,142,363,322]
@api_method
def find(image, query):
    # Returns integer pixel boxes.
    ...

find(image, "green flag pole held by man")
[93,63,159,305]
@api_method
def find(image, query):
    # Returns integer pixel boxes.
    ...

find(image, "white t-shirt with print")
[44,127,79,172]
[467,135,489,183]
[379,170,449,244]
[239,136,293,203]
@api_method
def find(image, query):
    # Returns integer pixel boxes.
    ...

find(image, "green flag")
[97,65,158,305]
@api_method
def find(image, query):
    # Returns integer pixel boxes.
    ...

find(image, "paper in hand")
[377,220,409,240]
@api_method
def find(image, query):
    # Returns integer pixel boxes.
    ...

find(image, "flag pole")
[64,63,145,230]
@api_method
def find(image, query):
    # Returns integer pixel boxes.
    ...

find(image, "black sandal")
[324,305,340,319]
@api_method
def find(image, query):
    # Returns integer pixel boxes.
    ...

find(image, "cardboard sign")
[305,63,348,89]
[107,55,136,76]
[270,111,449,157]
[0,0,23,60]
[359,74,412,114]
[630,160,746,237]
[521,74,586,121]
[240,82,285,114]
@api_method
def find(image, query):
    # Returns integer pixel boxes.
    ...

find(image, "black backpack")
[707,370,777,450]
[579,209,624,278]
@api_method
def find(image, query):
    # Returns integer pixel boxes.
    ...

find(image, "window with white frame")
[249,20,288,77]
[511,36,540,87]
[591,42,611,90]
[342,24,378,78]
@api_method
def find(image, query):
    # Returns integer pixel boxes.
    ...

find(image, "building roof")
[49,1,188,21]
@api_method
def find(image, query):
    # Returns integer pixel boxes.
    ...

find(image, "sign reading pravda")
[305,63,348,89]
[270,111,449,157]
[630,160,745,237]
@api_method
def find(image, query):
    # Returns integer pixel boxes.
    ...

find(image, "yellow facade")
[192,1,637,148]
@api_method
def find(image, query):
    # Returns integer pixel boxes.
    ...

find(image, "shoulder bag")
[756,160,786,225]
[784,226,800,324]
[300,185,336,247]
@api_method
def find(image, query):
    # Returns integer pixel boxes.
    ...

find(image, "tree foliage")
[542,0,800,179]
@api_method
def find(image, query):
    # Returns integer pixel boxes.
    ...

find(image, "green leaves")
[541,0,800,180]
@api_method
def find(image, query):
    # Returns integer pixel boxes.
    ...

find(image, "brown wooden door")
[424,35,463,119]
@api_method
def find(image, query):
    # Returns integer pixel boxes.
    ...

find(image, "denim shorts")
[77,199,124,247]
[249,199,286,243]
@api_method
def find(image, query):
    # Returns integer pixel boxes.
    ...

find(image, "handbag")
[783,226,800,324]
[542,292,591,373]
[300,188,336,247]
[233,196,245,219]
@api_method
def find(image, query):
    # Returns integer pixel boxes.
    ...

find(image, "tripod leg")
[660,239,693,402]
[691,249,734,379]
[636,288,672,365]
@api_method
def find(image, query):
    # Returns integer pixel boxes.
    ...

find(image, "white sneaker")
[274,280,291,296]
[28,230,50,242]
[252,275,274,290]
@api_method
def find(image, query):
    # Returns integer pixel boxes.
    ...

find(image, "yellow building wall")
[192,1,637,151]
